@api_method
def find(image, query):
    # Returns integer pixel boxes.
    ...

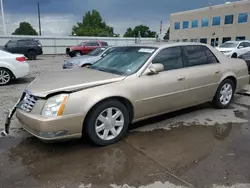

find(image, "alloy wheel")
[219,83,233,105]
[0,70,11,85]
[95,107,125,141]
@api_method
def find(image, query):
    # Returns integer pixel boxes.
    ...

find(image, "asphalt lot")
[1,56,250,188]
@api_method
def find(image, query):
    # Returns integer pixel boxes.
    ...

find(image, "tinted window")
[101,42,108,46]
[185,45,208,67]
[85,42,99,46]
[224,15,234,24]
[212,16,220,26]
[6,41,17,47]
[238,13,248,23]
[183,21,189,29]
[17,41,28,46]
[222,37,231,43]
[192,20,198,28]
[174,22,180,30]
[201,18,209,27]
[103,47,115,56]
[236,36,246,41]
[202,46,218,63]
[152,47,183,71]
[200,38,207,44]
[241,42,250,48]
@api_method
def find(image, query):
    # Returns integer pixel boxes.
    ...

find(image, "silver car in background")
[63,46,116,69]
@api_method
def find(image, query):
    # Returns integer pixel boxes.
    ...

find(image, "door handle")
[177,76,186,81]
[215,71,220,74]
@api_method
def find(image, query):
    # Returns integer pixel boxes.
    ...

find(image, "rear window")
[101,42,108,46]
[185,45,208,67]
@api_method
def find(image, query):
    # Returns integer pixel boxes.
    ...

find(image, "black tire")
[0,68,12,86]
[212,79,235,109]
[81,64,91,67]
[27,51,37,60]
[84,100,130,146]
[231,53,237,58]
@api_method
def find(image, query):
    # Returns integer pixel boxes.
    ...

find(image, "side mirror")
[145,63,164,75]
[238,45,244,49]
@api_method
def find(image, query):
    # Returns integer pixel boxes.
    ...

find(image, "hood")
[216,47,234,52]
[68,55,99,65]
[26,68,125,97]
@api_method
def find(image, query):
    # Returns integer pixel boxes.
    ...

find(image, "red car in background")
[66,41,108,57]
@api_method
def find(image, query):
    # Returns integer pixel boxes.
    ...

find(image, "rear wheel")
[212,79,235,109]
[0,68,12,85]
[84,100,129,146]
[27,51,37,60]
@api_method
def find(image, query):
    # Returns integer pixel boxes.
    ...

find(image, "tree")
[72,9,118,37]
[123,25,156,38]
[163,27,170,40]
[12,22,38,35]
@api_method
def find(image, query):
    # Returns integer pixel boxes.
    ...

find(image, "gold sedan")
[6,43,250,146]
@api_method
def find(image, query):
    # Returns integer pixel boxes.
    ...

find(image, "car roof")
[9,38,38,42]
[225,40,249,43]
[124,42,209,49]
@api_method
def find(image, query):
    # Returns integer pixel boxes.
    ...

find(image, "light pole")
[0,0,7,35]
[37,2,41,35]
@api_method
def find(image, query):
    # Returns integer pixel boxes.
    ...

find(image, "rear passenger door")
[182,45,222,104]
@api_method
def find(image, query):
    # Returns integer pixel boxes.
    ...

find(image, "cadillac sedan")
[4,43,249,146]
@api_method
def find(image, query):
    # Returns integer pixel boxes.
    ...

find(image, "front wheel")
[84,100,129,146]
[212,79,235,109]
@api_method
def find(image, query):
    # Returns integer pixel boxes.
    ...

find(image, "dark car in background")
[238,51,250,73]
[66,41,108,57]
[3,39,43,60]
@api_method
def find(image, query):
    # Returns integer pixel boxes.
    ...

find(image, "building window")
[236,36,246,41]
[200,38,207,44]
[182,39,188,42]
[192,20,198,28]
[224,14,234,24]
[201,18,209,27]
[183,21,189,29]
[215,38,219,47]
[238,13,248,23]
[174,22,180,30]
[212,16,221,26]
[222,37,231,43]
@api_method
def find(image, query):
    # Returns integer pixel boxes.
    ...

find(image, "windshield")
[88,47,107,56]
[219,42,238,48]
[77,42,83,46]
[90,46,157,76]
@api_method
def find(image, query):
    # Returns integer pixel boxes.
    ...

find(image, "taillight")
[16,57,26,62]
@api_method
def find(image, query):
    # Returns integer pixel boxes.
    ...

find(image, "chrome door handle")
[177,76,186,81]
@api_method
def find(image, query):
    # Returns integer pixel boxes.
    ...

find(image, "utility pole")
[0,0,6,35]
[37,2,41,35]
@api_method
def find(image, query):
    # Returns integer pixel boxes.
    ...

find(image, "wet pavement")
[1,57,250,188]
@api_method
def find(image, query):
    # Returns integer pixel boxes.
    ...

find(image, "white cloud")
[0,13,169,37]
[0,13,76,36]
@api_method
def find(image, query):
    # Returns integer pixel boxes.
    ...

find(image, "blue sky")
[0,0,239,35]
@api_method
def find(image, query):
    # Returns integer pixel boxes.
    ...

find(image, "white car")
[0,49,29,85]
[216,40,250,58]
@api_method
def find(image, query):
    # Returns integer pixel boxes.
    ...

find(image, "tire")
[212,79,235,109]
[231,53,237,58]
[27,51,37,60]
[84,100,130,146]
[81,64,91,68]
[0,68,12,86]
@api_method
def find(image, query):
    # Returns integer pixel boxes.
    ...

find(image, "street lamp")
[0,0,7,35]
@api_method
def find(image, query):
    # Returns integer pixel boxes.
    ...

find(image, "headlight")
[42,94,69,117]
[223,51,232,53]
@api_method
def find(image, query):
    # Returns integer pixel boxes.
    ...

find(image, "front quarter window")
[90,47,157,75]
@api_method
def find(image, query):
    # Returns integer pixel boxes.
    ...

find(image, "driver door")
[134,46,189,119]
